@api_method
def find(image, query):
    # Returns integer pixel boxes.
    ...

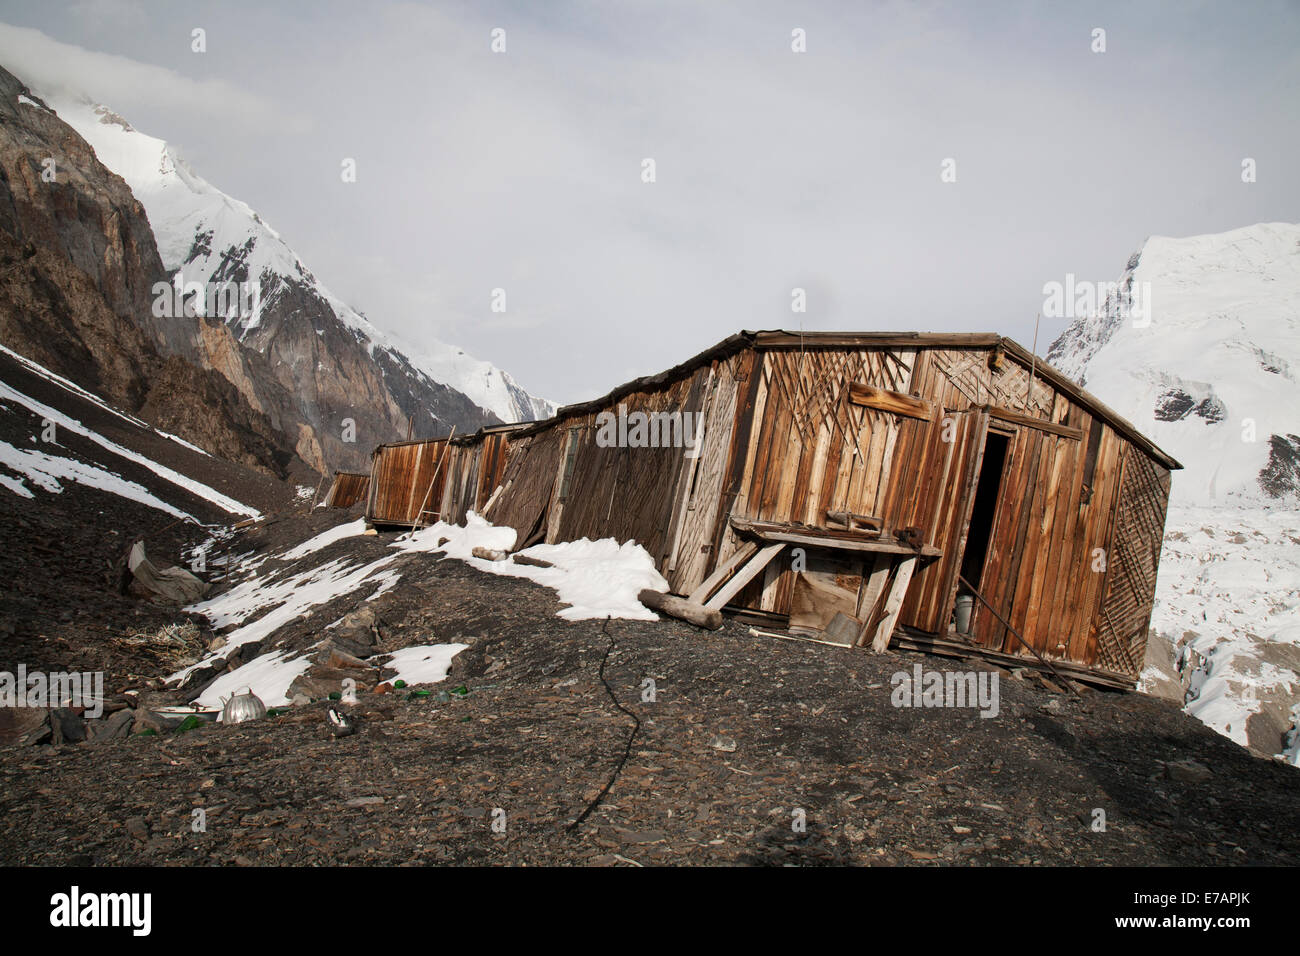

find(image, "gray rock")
[88,708,135,742]
[1164,759,1214,783]
[50,708,86,744]
[0,707,50,746]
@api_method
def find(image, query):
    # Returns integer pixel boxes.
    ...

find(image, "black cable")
[567,616,641,833]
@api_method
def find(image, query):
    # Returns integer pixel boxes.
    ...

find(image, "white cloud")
[0,22,292,134]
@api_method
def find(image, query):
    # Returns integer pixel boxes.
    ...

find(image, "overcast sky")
[0,0,1296,405]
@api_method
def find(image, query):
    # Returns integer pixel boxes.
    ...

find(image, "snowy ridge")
[0,368,259,519]
[37,91,554,425]
[1047,222,1300,505]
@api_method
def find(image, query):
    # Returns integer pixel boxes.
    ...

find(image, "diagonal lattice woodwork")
[1094,450,1170,676]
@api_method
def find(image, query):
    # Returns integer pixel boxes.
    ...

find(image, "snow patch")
[380,644,468,688]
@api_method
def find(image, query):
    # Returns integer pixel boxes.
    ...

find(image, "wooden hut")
[366,424,523,529]
[369,331,1180,687]
[322,471,371,509]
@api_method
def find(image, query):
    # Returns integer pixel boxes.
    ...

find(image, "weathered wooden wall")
[367,439,452,527]
[325,472,370,509]
[361,333,1176,683]
[714,342,1171,679]
[491,428,568,546]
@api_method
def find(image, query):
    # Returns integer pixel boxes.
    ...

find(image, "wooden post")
[703,542,785,611]
[411,428,455,528]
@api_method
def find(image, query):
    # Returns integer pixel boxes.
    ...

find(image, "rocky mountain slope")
[0,68,302,479]
[30,83,553,474]
[1046,222,1300,764]
[0,336,303,695]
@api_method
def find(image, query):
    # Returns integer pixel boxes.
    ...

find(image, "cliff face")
[0,68,304,479]
[40,91,551,475]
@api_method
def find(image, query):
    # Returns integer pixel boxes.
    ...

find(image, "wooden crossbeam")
[985,406,1083,440]
[704,542,786,611]
[848,383,934,421]
[687,540,758,604]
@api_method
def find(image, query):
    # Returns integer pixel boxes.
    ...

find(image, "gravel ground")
[0,510,1295,867]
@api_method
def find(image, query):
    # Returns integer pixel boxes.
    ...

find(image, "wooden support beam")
[848,383,934,421]
[731,517,940,559]
[892,627,1130,690]
[869,555,918,652]
[985,406,1083,441]
[687,540,758,604]
[704,542,786,611]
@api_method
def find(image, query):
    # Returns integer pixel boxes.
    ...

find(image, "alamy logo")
[49,886,151,936]
[151,270,260,320]
[1042,274,1151,327]
[891,664,999,718]
[0,666,103,718]
[595,403,705,459]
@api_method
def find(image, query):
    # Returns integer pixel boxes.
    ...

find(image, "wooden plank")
[986,406,1083,441]
[869,556,918,652]
[856,553,892,623]
[704,542,786,610]
[848,383,934,420]
[687,540,758,604]
[891,628,1134,690]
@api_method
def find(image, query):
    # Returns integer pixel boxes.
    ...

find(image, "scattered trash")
[174,714,205,734]
[326,708,356,737]
[221,687,268,725]
[125,540,210,604]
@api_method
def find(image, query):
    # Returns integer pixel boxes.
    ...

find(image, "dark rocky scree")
[0,507,1296,866]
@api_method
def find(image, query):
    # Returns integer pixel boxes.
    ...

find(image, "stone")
[125,817,149,841]
[88,708,135,743]
[50,708,86,745]
[326,648,370,671]
[0,707,50,746]
[1164,759,1214,783]
[319,634,374,661]
[289,667,376,701]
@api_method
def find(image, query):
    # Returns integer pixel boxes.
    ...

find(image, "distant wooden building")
[366,424,519,528]
[366,331,1180,687]
[323,471,371,509]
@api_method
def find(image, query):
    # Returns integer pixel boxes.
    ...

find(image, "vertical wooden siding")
[367,439,451,526]
[326,472,371,509]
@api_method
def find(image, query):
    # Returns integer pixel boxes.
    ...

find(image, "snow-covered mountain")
[1047,222,1300,505]
[1047,223,1300,765]
[26,88,553,472]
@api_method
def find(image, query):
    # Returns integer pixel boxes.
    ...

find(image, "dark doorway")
[957,431,1010,619]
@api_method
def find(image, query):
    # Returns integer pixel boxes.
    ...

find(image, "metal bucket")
[954,594,975,634]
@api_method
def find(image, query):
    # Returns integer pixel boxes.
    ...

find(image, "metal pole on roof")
[1026,312,1041,411]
